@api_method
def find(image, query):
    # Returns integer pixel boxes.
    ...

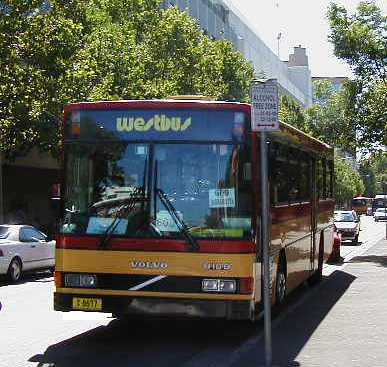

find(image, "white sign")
[86,217,128,235]
[156,210,183,232]
[209,188,236,208]
[251,80,280,132]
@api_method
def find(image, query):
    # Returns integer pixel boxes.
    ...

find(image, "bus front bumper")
[54,292,254,320]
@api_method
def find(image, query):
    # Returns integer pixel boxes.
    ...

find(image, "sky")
[227,0,386,78]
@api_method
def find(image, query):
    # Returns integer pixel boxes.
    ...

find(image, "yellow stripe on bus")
[56,249,255,277]
[56,287,254,301]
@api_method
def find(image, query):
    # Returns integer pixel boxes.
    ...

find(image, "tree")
[304,80,356,151]
[328,1,387,147]
[278,95,307,131]
[359,151,387,195]
[0,0,85,158]
[0,1,254,159]
[277,80,357,153]
[335,158,365,207]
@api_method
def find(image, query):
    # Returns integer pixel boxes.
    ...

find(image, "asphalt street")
[0,216,385,367]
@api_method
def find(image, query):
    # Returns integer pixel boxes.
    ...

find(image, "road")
[1,216,385,367]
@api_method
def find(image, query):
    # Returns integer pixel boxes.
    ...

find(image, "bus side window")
[322,158,327,199]
[270,142,289,206]
[299,153,312,203]
[316,159,324,200]
[326,160,333,198]
[288,149,300,203]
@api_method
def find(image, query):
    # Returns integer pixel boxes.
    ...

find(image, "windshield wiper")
[98,187,147,249]
[156,188,199,252]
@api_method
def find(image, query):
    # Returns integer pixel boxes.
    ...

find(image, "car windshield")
[60,142,252,239]
[334,213,354,222]
[376,208,387,213]
[0,226,10,239]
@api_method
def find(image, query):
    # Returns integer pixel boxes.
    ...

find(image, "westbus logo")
[116,115,192,132]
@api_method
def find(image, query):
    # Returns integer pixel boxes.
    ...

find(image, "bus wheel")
[275,257,287,305]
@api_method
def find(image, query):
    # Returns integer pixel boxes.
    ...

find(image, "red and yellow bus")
[54,99,334,321]
[351,196,372,216]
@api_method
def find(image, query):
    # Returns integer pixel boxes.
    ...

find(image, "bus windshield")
[61,142,252,239]
[352,198,367,206]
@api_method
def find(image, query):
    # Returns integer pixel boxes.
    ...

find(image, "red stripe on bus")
[55,236,256,253]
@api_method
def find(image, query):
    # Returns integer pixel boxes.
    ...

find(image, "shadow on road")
[28,317,258,367]
[349,254,387,268]
[0,271,52,287]
[27,271,355,367]
[340,241,363,246]
[230,270,356,367]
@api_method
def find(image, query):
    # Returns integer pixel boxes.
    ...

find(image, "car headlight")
[64,273,98,288]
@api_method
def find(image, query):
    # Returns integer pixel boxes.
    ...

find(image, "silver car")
[374,208,387,222]
[334,211,360,245]
[0,225,55,283]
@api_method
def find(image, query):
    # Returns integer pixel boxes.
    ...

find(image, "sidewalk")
[231,237,387,367]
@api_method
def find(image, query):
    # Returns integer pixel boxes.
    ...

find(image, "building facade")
[162,0,313,106]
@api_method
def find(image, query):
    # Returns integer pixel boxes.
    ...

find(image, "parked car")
[333,210,360,245]
[374,208,387,222]
[0,225,55,283]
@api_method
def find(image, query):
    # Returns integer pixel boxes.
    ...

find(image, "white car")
[0,225,55,283]
[334,210,360,245]
[374,208,387,222]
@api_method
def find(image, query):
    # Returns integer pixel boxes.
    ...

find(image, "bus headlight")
[64,273,98,288]
[202,279,236,293]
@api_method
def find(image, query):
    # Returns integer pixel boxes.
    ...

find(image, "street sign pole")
[384,183,387,240]
[250,79,280,367]
[261,129,272,367]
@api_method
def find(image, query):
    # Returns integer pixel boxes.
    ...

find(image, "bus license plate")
[72,297,102,311]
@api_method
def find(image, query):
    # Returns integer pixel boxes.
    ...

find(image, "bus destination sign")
[250,80,280,132]
[66,109,247,143]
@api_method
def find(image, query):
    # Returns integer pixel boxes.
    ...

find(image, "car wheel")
[275,257,287,305]
[7,258,22,283]
[352,235,359,245]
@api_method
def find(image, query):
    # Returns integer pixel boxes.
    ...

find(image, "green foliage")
[335,158,365,205]
[278,81,357,154]
[304,80,356,151]
[0,0,84,158]
[278,95,306,131]
[328,2,387,147]
[359,151,387,195]
[0,1,254,159]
